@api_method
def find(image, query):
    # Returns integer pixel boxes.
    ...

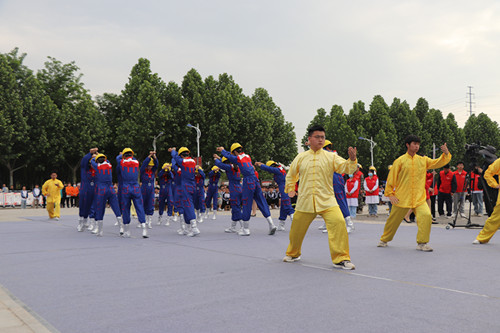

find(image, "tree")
[324,105,356,158]
[389,98,423,156]
[0,50,30,186]
[445,113,465,164]
[302,108,328,150]
[463,113,500,148]
[117,58,169,161]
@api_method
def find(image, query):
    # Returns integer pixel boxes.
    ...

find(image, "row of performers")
[77,143,295,238]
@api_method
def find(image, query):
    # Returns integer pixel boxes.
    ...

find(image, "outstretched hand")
[441,143,449,155]
[255,162,263,167]
[216,146,224,152]
[213,154,220,160]
[348,147,357,161]
[168,147,176,152]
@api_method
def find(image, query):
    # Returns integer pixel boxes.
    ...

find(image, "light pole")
[358,136,377,167]
[187,123,201,161]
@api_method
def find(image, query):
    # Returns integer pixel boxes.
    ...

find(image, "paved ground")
[0,205,499,333]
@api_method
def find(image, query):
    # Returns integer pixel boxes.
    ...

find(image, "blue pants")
[369,204,378,215]
[205,186,218,210]
[279,195,295,220]
[229,182,243,222]
[241,176,270,221]
[472,192,484,215]
[349,206,357,219]
[182,183,196,223]
[120,184,146,224]
[94,184,121,221]
[159,185,173,217]
[194,186,206,212]
[334,192,350,218]
[141,184,155,216]
[174,185,184,216]
[79,184,95,219]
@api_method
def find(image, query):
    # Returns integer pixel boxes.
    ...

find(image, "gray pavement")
[0,206,499,333]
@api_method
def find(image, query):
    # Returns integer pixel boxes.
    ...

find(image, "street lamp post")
[187,123,201,161]
[358,136,377,167]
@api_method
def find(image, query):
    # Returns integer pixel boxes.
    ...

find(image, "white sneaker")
[283,255,301,262]
[225,221,237,233]
[157,216,163,225]
[77,217,85,232]
[322,229,328,233]
[55,217,60,221]
[238,228,251,236]
[122,224,131,238]
[318,223,327,230]
[211,213,217,220]
[278,220,286,231]
[142,224,149,238]
[333,260,355,270]
[96,221,103,237]
[472,239,482,244]
[460,213,467,218]
[477,213,483,217]
[416,243,433,252]
[377,241,388,247]
[165,216,171,226]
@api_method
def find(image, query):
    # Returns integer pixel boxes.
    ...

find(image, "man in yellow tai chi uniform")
[473,157,500,244]
[42,171,64,220]
[378,135,451,252]
[284,125,358,270]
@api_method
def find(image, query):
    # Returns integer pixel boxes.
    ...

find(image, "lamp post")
[358,136,377,167]
[187,123,201,162]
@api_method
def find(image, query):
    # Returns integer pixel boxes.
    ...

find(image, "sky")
[1,0,500,140]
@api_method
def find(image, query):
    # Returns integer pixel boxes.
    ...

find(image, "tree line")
[303,96,500,180]
[0,48,297,187]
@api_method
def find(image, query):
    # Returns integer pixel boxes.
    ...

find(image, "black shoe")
[404,218,410,223]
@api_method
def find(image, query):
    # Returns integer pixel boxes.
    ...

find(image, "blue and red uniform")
[171,161,184,216]
[140,157,158,216]
[333,172,350,218]
[116,154,146,225]
[220,149,271,221]
[194,168,206,213]
[205,170,220,210]
[90,158,121,221]
[171,150,197,223]
[259,164,295,220]
[79,152,96,220]
[158,167,174,218]
[215,158,242,221]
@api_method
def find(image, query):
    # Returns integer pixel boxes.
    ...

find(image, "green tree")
[302,108,328,150]
[463,113,500,148]
[445,113,465,164]
[117,58,169,161]
[389,98,423,156]
[324,105,356,158]
[37,57,108,183]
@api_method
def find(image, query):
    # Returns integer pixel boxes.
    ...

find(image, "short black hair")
[404,134,421,147]
[443,164,450,169]
[308,125,325,136]
[456,161,464,166]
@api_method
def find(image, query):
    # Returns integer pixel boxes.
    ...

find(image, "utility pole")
[466,86,475,117]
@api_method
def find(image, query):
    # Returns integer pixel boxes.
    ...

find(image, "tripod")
[446,168,485,230]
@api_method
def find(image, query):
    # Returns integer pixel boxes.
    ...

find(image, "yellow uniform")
[380,152,451,244]
[285,149,357,263]
[42,178,64,219]
[475,158,500,243]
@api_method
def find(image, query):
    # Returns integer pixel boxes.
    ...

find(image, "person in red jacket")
[437,164,453,217]
[345,174,360,219]
[364,166,379,217]
[471,167,484,216]
[451,161,467,218]
[426,170,438,223]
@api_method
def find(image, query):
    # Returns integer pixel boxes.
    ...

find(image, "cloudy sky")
[1,0,500,138]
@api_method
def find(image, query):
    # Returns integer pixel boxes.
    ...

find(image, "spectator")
[20,186,28,209]
[471,167,484,216]
[221,187,231,210]
[2,184,8,192]
[32,185,42,209]
[9,185,14,192]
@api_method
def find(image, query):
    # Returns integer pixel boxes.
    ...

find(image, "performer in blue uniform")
[169,147,200,237]
[194,166,206,223]
[157,163,174,226]
[214,155,243,233]
[140,152,158,229]
[90,153,122,237]
[204,166,220,220]
[171,159,185,233]
[217,143,277,236]
[322,140,354,233]
[78,148,97,232]
[116,148,148,238]
[256,160,295,231]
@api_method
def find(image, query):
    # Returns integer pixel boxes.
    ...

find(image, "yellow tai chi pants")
[286,206,350,264]
[476,203,500,243]
[380,202,432,244]
[46,199,61,219]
